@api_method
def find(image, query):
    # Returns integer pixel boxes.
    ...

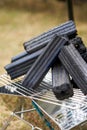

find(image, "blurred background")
[0,0,87,129]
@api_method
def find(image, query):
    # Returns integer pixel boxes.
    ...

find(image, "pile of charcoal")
[5,20,87,100]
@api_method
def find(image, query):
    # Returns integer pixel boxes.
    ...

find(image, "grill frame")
[0,73,87,130]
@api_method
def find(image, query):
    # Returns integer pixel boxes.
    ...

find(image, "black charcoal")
[5,49,43,79]
[59,43,87,95]
[24,21,77,53]
[82,49,87,62]
[4,21,77,79]
[11,51,28,62]
[5,38,87,80]
[71,79,78,89]
[22,35,68,89]
[70,37,86,54]
[52,60,73,100]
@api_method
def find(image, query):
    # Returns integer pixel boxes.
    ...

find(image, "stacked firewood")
[5,21,87,100]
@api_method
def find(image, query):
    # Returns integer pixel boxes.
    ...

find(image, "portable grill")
[1,20,87,130]
[0,72,87,130]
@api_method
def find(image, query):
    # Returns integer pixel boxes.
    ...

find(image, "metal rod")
[1,74,87,109]
[67,0,74,21]
[13,113,42,130]
[14,108,36,114]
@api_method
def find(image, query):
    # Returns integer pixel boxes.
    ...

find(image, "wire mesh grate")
[0,72,87,130]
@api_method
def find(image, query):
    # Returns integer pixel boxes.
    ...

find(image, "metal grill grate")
[0,72,87,130]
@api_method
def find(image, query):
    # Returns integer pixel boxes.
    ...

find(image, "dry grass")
[0,1,87,73]
[0,1,87,130]
[0,1,67,74]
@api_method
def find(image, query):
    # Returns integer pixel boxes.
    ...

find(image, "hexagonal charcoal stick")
[52,61,73,100]
[22,35,68,89]
[59,43,87,95]
[24,20,77,53]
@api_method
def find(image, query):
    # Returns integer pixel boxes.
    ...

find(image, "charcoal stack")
[5,20,77,80]
[4,20,87,100]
